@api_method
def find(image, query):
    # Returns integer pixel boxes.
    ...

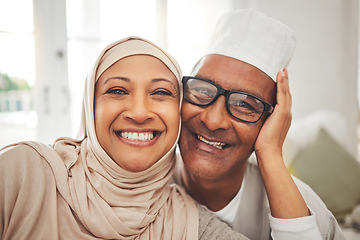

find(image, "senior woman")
[0,37,248,239]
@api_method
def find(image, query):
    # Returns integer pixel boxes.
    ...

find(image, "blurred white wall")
[0,0,359,159]
[236,0,359,157]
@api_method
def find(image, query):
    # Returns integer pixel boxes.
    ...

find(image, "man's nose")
[123,94,153,124]
[199,96,231,131]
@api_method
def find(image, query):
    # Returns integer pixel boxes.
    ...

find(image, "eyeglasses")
[182,76,274,123]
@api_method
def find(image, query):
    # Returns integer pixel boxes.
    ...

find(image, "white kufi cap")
[206,9,296,81]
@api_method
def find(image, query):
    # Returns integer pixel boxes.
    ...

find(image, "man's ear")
[272,82,278,106]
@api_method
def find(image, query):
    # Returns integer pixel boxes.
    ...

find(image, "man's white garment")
[173,155,346,240]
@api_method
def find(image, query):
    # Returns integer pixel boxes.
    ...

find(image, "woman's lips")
[114,130,161,146]
[119,131,154,141]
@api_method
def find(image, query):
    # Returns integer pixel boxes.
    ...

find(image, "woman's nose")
[199,96,231,131]
[123,94,152,124]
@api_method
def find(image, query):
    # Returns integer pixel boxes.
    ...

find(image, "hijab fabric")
[14,37,198,239]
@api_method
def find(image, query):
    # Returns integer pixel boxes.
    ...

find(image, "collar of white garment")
[210,175,246,225]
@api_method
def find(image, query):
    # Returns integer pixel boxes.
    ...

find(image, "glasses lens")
[184,78,218,105]
[228,93,265,122]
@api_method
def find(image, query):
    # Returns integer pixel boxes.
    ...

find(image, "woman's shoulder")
[1,142,47,163]
[0,142,60,204]
[1,142,40,162]
[0,142,60,239]
[0,142,56,179]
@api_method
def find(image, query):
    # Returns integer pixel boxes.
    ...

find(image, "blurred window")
[0,0,36,147]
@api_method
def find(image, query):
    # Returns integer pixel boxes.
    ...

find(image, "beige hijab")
[11,37,198,239]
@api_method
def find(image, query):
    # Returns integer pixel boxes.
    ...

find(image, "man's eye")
[107,88,127,95]
[242,101,254,109]
[231,101,248,110]
[231,101,261,114]
[193,87,215,97]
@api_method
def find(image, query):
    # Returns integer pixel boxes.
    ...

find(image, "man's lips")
[196,134,228,149]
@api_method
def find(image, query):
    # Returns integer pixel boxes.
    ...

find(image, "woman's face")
[94,55,180,172]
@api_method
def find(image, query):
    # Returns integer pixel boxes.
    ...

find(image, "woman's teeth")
[120,132,154,141]
[197,135,226,149]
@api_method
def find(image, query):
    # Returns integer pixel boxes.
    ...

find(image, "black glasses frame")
[182,76,274,123]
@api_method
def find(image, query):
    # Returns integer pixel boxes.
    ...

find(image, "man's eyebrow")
[235,87,264,100]
[195,74,265,99]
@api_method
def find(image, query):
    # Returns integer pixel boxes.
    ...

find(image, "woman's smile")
[119,131,155,141]
[94,55,180,172]
[114,129,162,147]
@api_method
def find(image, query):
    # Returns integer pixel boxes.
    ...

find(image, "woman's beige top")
[0,37,198,240]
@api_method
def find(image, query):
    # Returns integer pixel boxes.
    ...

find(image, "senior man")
[174,9,345,240]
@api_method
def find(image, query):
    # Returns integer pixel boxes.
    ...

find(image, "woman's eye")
[107,88,127,95]
[152,90,173,96]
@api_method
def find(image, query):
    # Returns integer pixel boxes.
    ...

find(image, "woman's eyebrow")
[103,77,178,90]
[152,78,178,89]
[103,76,130,85]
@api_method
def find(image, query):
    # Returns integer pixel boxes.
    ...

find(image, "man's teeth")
[197,135,226,149]
[120,132,154,141]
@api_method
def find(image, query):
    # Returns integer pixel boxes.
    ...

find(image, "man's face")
[179,54,276,181]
